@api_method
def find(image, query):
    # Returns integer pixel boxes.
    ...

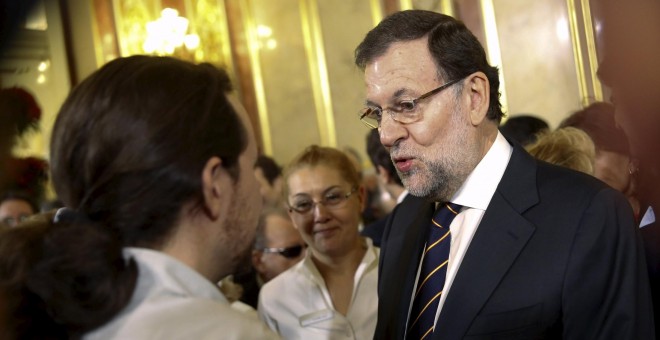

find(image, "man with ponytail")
[0,56,278,339]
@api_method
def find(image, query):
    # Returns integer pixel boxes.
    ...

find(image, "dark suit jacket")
[363,195,414,247]
[640,213,660,336]
[375,144,655,339]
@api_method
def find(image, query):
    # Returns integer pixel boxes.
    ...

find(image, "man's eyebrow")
[364,88,410,107]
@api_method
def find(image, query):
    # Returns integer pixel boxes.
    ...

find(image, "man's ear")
[465,72,490,126]
[201,156,231,220]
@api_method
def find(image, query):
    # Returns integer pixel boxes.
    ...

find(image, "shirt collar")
[451,132,513,210]
[299,238,379,283]
[397,190,409,204]
[124,247,227,303]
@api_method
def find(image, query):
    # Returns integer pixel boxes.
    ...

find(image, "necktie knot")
[431,202,462,229]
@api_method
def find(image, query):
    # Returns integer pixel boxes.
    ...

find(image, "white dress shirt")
[406,132,513,331]
[397,190,409,204]
[258,240,379,340]
[86,248,279,340]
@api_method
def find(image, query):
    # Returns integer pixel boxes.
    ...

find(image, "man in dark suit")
[595,0,660,334]
[354,10,655,339]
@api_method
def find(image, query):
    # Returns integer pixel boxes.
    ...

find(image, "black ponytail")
[0,214,137,339]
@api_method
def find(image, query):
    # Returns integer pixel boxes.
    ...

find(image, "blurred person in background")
[560,102,640,218]
[499,115,549,147]
[254,155,285,209]
[0,56,277,339]
[253,207,306,283]
[0,191,38,228]
[235,207,306,309]
[258,145,379,339]
[596,0,660,333]
[525,127,596,175]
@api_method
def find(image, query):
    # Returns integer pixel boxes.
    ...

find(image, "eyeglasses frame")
[287,187,359,215]
[359,77,464,129]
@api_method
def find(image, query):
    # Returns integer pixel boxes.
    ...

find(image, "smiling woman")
[257,145,380,340]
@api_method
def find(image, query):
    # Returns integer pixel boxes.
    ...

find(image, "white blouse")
[258,240,379,340]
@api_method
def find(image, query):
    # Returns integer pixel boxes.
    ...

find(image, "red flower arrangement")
[1,87,48,202]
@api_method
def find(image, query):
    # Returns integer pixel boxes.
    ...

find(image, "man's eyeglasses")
[359,77,464,129]
[261,244,306,258]
[288,187,358,215]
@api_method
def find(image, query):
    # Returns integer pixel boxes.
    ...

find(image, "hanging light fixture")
[143,8,200,55]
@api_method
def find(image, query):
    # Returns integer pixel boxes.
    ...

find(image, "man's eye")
[400,101,416,111]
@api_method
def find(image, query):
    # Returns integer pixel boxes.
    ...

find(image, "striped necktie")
[407,202,462,340]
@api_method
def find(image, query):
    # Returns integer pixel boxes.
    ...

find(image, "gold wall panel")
[480,0,508,116]
[300,0,335,147]
[316,0,377,167]
[247,0,319,164]
[489,0,581,127]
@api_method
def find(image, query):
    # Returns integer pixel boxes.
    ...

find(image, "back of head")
[283,145,361,197]
[559,102,629,156]
[255,155,282,186]
[366,129,402,186]
[1,56,247,337]
[526,127,596,175]
[355,10,503,122]
[51,55,246,247]
[499,115,549,146]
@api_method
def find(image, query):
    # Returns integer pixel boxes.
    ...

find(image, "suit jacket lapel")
[381,196,433,338]
[434,145,540,340]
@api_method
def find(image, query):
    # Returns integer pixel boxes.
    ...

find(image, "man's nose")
[379,113,407,148]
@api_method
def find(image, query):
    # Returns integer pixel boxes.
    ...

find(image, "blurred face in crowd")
[0,198,34,228]
[252,214,305,282]
[287,165,365,259]
[594,150,631,192]
[365,39,483,202]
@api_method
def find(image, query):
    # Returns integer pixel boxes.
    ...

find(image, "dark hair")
[0,56,247,337]
[499,115,550,146]
[559,102,630,155]
[366,129,402,186]
[355,10,503,122]
[253,207,290,250]
[255,155,282,186]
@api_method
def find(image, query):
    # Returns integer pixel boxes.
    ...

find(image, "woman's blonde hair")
[283,145,361,198]
[526,127,596,175]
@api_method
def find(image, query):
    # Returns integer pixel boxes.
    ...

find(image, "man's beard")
[223,187,260,277]
[398,155,466,202]
[394,110,477,202]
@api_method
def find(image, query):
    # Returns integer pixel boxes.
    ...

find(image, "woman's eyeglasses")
[261,244,306,258]
[288,187,358,215]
